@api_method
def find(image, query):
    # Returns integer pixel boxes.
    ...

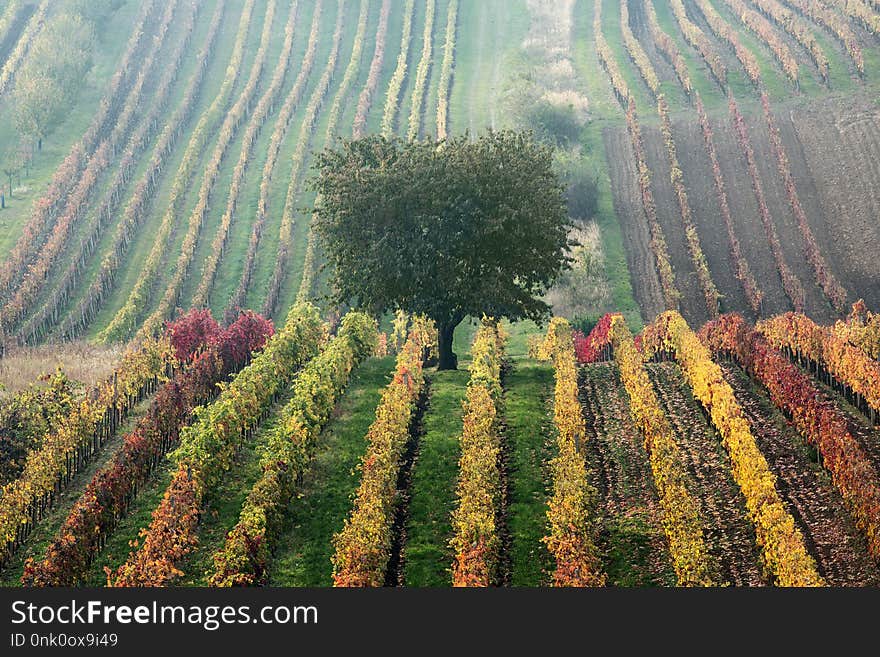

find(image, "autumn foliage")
[573,313,614,364]
[608,315,715,585]
[332,317,437,586]
[539,318,605,587]
[833,300,880,360]
[0,339,174,565]
[210,312,377,586]
[450,320,506,586]
[643,312,824,586]
[21,309,273,586]
[701,314,880,561]
[110,303,325,586]
[757,312,880,418]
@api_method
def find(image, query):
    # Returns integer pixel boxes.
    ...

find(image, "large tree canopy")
[311,131,572,369]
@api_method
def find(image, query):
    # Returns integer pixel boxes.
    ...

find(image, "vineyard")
[0,0,879,589]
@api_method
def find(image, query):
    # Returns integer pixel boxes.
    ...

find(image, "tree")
[312,131,572,369]
[12,11,95,144]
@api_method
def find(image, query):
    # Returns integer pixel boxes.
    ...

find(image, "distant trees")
[13,12,95,145]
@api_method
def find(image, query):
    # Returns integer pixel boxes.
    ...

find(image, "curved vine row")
[691,0,763,87]
[99,0,256,343]
[760,93,848,313]
[625,99,680,310]
[780,0,863,74]
[0,0,48,99]
[436,0,459,139]
[354,0,391,139]
[21,309,273,586]
[223,0,324,323]
[209,312,377,586]
[657,95,720,317]
[702,314,880,561]
[595,0,632,107]
[0,340,174,566]
[380,0,415,137]
[728,92,805,312]
[645,0,691,94]
[54,0,226,343]
[757,312,880,417]
[261,0,346,320]
[19,0,205,345]
[406,0,436,141]
[669,0,727,86]
[642,311,824,586]
[749,0,828,81]
[606,314,715,585]
[191,0,302,310]
[134,0,277,341]
[0,0,159,302]
[0,0,182,336]
[718,0,799,84]
[621,0,660,96]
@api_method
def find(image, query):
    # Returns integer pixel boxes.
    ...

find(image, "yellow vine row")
[450,320,505,586]
[642,311,824,586]
[609,315,715,585]
[332,317,437,586]
[135,0,276,341]
[539,318,605,587]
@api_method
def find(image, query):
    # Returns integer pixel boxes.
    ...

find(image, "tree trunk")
[437,320,459,370]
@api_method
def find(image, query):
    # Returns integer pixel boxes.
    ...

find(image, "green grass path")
[402,367,469,586]
[270,356,395,586]
[505,357,554,586]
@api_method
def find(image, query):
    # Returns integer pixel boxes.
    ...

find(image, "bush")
[565,171,599,222]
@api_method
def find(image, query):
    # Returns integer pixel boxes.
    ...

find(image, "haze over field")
[0,0,879,589]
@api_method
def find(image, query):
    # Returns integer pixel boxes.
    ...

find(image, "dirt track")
[603,126,665,323]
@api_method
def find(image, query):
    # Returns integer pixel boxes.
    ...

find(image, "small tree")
[312,131,572,369]
[2,146,19,197]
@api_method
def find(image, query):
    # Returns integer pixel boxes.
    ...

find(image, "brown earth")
[580,363,675,586]
[722,362,880,586]
[670,113,751,316]
[789,94,880,311]
[648,362,766,586]
[603,125,665,323]
[747,104,837,321]
[605,93,880,326]
[642,123,710,326]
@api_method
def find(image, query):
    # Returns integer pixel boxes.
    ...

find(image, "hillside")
[1,0,880,589]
